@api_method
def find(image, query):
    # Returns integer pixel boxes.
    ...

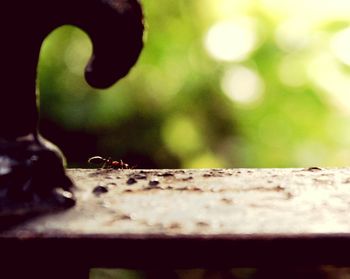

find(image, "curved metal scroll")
[0,0,144,217]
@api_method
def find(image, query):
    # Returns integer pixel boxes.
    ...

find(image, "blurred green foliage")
[38,0,350,168]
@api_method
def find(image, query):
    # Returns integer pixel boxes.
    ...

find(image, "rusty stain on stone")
[190,187,203,192]
[182,176,193,181]
[167,222,182,229]
[221,198,233,204]
[119,214,132,220]
[197,221,210,227]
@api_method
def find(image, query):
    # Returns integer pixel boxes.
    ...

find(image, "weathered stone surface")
[2,167,350,236]
[4,168,350,268]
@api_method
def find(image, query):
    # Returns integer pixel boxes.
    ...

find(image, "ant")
[88,156,130,169]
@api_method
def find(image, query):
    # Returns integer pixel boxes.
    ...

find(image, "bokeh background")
[37,1,350,278]
[38,0,350,169]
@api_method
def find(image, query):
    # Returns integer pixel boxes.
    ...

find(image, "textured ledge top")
[2,167,350,237]
[3,168,350,267]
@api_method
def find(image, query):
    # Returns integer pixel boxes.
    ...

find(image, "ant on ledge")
[88,156,131,169]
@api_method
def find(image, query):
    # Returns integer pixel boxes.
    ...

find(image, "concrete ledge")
[2,168,350,267]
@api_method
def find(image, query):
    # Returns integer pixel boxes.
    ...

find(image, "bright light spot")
[330,27,350,66]
[260,0,350,22]
[307,51,350,113]
[221,66,264,105]
[207,0,252,19]
[205,18,258,62]
[275,19,311,52]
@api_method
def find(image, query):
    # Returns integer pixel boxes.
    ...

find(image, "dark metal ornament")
[0,0,144,217]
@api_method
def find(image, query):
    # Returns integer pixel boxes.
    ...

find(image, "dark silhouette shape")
[0,0,144,217]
